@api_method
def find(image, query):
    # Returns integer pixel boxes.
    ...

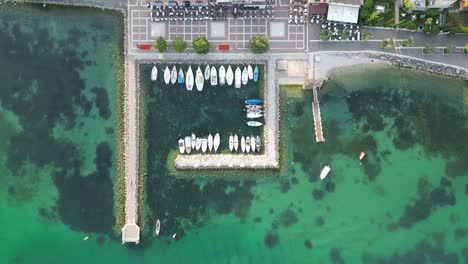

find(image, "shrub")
[379,38,394,49]
[444,44,456,54]
[407,22,418,30]
[425,8,440,17]
[430,25,440,35]
[192,37,210,54]
[423,45,436,54]
[154,36,167,52]
[404,0,412,9]
[320,29,333,41]
[464,44,468,54]
[172,37,187,52]
[363,32,372,40]
[249,35,269,53]
[402,37,415,47]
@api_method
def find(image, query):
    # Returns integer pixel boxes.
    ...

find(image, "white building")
[326,0,363,24]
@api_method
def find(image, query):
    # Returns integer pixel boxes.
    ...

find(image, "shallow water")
[2,4,468,264]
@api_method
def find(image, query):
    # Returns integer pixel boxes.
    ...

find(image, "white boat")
[235,67,241,89]
[233,134,239,152]
[247,112,263,119]
[196,138,201,151]
[226,66,234,86]
[155,219,160,236]
[213,133,220,152]
[191,133,196,150]
[219,66,226,85]
[204,65,210,80]
[184,136,191,154]
[210,66,218,86]
[201,138,207,153]
[172,233,177,239]
[229,134,234,152]
[186,66,194,91]
[195,66,204,92]
[83,236,89,241]
[250,135,256,152]
[247,121,263,127]
[247,65,253,80]
[164,66,171,84]
[241,136,246,153]
[247,108,263,114]
[256,136,261,152]
[246,105,263,110]
[171,66,177,85]
[246,136,250,153]
[242,67,248,85]
[178,138,185,154]
[208,133,213,152]
[320,165,331,180]
[151,66,158,81]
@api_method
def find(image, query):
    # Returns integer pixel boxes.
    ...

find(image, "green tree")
[402,36,415,47]
[363,32,372,40]
[444,44,456,54]
[464,44,468,54]
[172,37,187,52]
[423,45,436,54]
[249,35,269,53]
[192,37,210,54]
[379,38,394,49]
[154,36,167,52]
[404,0,412,9]
[320,29,333,41]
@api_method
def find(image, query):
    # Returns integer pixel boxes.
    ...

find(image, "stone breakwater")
[11,0,126,10]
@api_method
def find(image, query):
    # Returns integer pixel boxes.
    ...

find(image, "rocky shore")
[10,0,126,10]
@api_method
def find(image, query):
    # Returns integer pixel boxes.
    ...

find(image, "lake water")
[1,4,468,264]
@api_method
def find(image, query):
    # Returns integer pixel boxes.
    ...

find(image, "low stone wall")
[11,0,126,10]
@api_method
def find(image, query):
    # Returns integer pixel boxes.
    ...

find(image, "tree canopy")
[154,36,167,52]
[193,37,210,54]
[249,35,269,53]
[172,37,187,52]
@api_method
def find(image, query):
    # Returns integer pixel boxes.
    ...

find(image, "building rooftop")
[329,0,363,6]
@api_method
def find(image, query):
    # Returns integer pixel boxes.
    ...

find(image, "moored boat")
[250,135,256,152]
[151,66,158,81]
[234,134,239,152]
[235,67,241,89]
[196,137,201,151]
[247,108,263,114]
[213,133,220,152]
[164,66,171,84]
[253,65,259,82]
[246,105,263,110]
[247,121,263,127]
[247,112,263,119]
[219,66,226,85]
[178,138,185,154]
[155,219,161,236]
[208,133,213,152]
[191,133,196,150]
[256,135,261,152]
[245,99,263,105]
[229,134,234,152]
[226,66,234,86]
[242,67,248,85]
[195,66,204,91]
[201,138,208,153]
[320,165,331,180]
[184,136,191,154]
[177,68,185,84]
[359,151,366,160]
[241,136,246,153]
[247,64,253,80]
[186,66,194,91]
[204,65,210,80]
[210,66,218,86]
[246,136,251,153]
[171,66,177,85]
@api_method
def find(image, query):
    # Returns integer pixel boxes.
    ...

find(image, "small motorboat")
[177,68,185,84]
[208,133,213,152]
[155,219,161,236]
[246,136,251,153]
[250,135,256,152]
[195,66,204,92]
[186,66,194,91]
[320,165,331,180]
[191,133,196,150]
[234,134,239,152]
[247,121,263,127]
[246,108,263,114]
[210,66,218,86]
[151,65,158,81]
[229,134,234,152]
[359,151,366,160]
[204,65,210,80]
[246,105,263,110]
[253,65,259,82]
[196,138,201,151]
[201,138,207,153]
[256,136,261,152]
[83,236,89,241]
[164,66,171,84]
[184,136,191,154]
[178,138,185,154]
[170,65,177,85]
[172,233,177,239]
[241,136,246,153]
[226,66,234,86]
[247,112,263,119]
[235,67,241,89]
[242,67,248,85]
[247,64,253,80]
[213,133,220,152]
[245,99,263,105]
[219,66,226,85]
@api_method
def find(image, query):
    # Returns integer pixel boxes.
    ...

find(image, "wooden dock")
[310,54,325,142]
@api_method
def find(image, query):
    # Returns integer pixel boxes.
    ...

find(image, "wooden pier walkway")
[310,55,325,143]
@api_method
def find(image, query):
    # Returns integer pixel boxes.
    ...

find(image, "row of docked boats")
[150,64,259,91]
[178,133,220,154]
[228,134,261,153]
[245,99,264,127]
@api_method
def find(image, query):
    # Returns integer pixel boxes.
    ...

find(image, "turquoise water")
[2,4,468,264]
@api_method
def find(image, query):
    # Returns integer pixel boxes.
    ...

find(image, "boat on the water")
[171,66,177,85]
[155,219,161,236]
[210,66,218,86]
[247,121,263,127]
[201,138,207,153]
[246,105,263,110]
[151,66,158,81]
[247,65,253,80]
[256,135,261,152]
[191,133,196,150]
[245,99,263,105]
[246,108,263,114]
[229,134,234,152]
[178,138,185,154]
[234,134,239,152]
[320,165,331,180]
[164,66,171,84]
[246,136,250,153]
[184,136,191,154]
[250,135,256,152]
[219,66,226,85]
[186,66,194,91]
[178,68,185,84]
[359,151,366,160]
[226,66,234,86]
[253,65,259,82]
[213,133,220,152]
[242,67,248,85]
[196,137,201,151]
[241,136,246,153]
[204,65,210,80]
[208,133,213,152]
[235,67,241,89]
[195,66,204,91]
[247,112,263,119]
